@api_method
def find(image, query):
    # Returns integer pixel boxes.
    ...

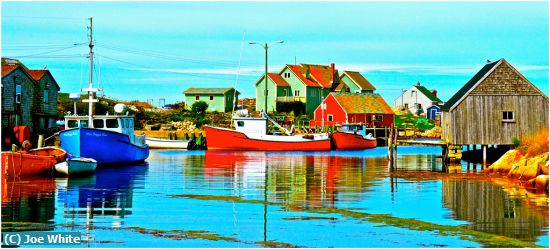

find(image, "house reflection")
[1,176,57,231]
[203,151,383,209]
[442,179,549,242]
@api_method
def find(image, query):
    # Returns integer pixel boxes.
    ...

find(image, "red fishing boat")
[331,124,377,150]
[205,115,331,151]
[2,147,67,177]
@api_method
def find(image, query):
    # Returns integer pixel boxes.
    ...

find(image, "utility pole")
[264,43,268,113]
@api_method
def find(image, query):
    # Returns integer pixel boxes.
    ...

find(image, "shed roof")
[441,59,500,111]
[341,71,376,91]
[183,87,239,95]
[1,64,18,77]
[414,84,442,102]
[27,69,61,90]
[331,92,394,114]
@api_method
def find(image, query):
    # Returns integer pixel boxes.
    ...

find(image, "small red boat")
[331,124,377,150]
[2,147,67,177]
[205,116,331,151]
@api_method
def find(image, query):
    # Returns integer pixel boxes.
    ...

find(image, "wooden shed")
[311,92,394,128]
[441,59,548,145]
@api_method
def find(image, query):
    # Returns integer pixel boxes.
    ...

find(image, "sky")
[2,1,548,106]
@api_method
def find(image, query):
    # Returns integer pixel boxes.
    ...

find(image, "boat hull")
[145,137,190,149]
[1,147,67,176]
[332,131,377,150]
[205,126,331,151]
[55,157,97,175]
[59,128,149,164]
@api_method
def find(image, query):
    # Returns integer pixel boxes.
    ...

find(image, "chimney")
[432,89,437,96]
[330,63,335,83]
[305,65,310,79]
[417,81,421,86]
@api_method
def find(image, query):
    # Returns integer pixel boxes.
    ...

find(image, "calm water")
[2,146,548,247]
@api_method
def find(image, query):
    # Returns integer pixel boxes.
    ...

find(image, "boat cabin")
[340,123,372,139]
[65,115,136,140]
[233,117,267,135]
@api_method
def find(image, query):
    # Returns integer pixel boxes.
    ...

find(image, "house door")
[430,109,437,119]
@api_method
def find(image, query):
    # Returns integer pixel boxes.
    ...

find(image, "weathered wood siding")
[1,68,35,131]
[443,61,548,145]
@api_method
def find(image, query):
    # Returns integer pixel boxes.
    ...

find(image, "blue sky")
[2,1,548,105]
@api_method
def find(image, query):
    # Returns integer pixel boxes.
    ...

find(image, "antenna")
[231,31,246,128]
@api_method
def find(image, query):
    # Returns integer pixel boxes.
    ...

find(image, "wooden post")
[37,134,44,148]
[483,145,487,166]
[373,125,377,138]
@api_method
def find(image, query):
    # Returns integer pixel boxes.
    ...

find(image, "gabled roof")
[331,92,394,114]
[2,65,18,77]
[306,64,336,88]
[442,60,500,111]
[286,65,319,87]
[183,87,239,95]
[267,73,289,86]
[340,71,376,91]
[254,73,289,87]
[27,70,48,81]
[334,82,349,92]
[414,84,441,102]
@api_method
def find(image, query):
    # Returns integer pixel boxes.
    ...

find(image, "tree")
[190,101,209,126]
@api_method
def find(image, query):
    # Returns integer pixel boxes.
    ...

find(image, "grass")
[519,128,549,157]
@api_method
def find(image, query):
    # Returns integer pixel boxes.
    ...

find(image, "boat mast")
[82,17,100,127]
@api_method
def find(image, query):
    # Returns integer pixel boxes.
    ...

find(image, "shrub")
[519,129,549,156]
[276,101,305,115]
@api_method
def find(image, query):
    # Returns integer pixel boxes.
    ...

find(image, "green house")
[255,63,338,116]
[335,71,376,94]
[183,88,239,112]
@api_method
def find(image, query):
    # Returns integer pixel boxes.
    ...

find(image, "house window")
[327,115,333,121]
[284,72,291,78]
[404,103,409,109]
[195,96,200,101]
[375,115,383,122]
[15,83,21,104]
[502,111,514,122]
[294,90,300,96]
[283,89,288,96]
[43,90,49,104]
[209,95,214,101]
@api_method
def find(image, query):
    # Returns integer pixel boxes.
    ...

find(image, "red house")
[311,92,394,127]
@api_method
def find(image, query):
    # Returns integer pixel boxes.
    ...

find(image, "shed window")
[93,119,104,128]
[106,119,119,128]
[209,95,214,101]
[327,114,333,121]
[502,111,514,122]
[43,90,49,104]
[375,115,383,122]
[15,84,21,103]
[195,96,200,101]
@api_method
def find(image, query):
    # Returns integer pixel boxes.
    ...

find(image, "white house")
[394,82,443,115]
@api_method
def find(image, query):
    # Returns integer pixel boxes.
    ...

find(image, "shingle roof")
[341,71,376,91]
[267,73,289,86]
[441,59,500,111]
[27,70,48,81]
[332,92,394,114]
[183,88,238,95]
[1,65,18,77]
[334,82,348,92]
[414,85,442,102]
[306,64,336,88]
[287,65,319,87]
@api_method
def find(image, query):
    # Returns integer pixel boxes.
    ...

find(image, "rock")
[507,156,527,178]
[519,153,548,181]
[541,159,549,175]
[485,150,522,174]
[522,178,536,189]
[535,175,549,193]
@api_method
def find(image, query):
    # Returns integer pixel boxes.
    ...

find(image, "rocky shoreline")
[483,150,549,194]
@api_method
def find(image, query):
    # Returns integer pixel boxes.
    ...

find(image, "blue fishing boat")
[59,17,149,164]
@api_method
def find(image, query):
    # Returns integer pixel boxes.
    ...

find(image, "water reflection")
[2,176,56,231]
[442,179,549,242]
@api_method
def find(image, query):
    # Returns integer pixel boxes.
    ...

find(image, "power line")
[3,15,87,20]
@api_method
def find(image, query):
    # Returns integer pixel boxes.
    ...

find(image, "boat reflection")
[1,176,57,231]
[56,163,148,226]
[203,151,386,208]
